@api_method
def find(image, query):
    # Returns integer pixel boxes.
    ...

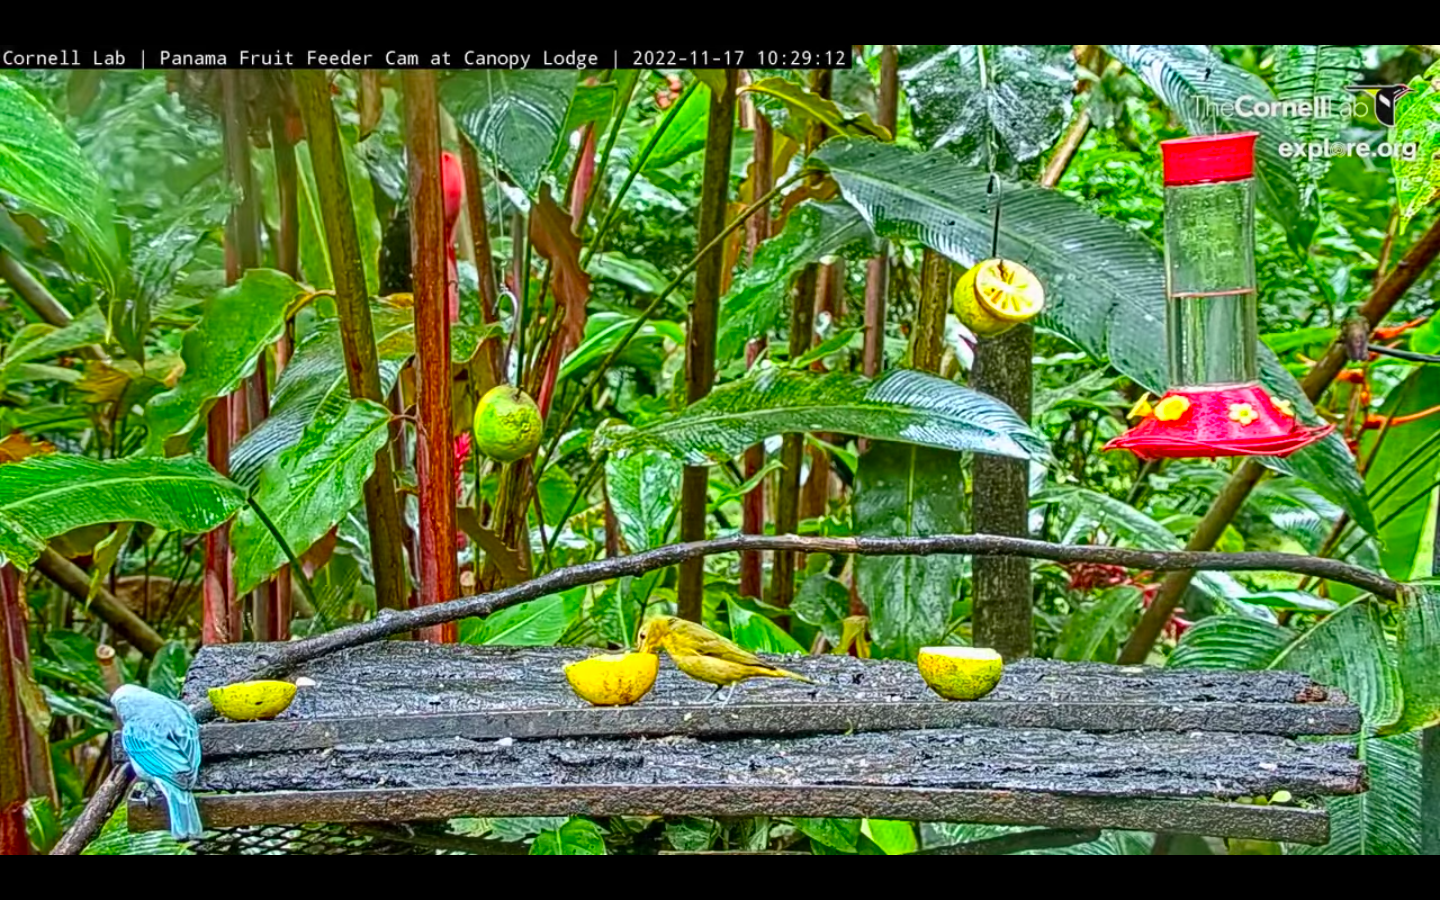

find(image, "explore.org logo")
[1194,84,1418,161]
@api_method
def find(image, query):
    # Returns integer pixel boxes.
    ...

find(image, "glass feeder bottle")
[1105,132,1333,461]
[1164,133,1259,389]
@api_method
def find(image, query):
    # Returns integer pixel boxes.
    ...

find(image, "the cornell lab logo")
[1345,85,1414,128]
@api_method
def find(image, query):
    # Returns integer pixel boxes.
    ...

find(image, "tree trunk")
[1422,530,1439,856]
[739,99,775,602]
[404,70,459,643]
[677,70,739,623]
[0,567,32,855]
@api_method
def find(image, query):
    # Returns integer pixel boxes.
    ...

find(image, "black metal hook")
[987,174,1002,260]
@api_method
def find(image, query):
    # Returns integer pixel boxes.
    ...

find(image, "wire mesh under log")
[126,643,1366,853]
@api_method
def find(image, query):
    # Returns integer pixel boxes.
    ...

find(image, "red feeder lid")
[1105,384,1335,462]
[1162,133,1259,187]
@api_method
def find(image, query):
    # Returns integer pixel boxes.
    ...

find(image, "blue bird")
[111,685,203,841]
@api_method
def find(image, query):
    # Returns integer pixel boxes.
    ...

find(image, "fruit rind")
[953,259,1046,337]
[473,386,543,463]
[564,653,660,707]
[917,648,1004,702]
[207,681,298,722]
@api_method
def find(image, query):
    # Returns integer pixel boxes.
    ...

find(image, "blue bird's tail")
[158,782,204,842]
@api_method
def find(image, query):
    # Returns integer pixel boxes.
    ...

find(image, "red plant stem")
[271,109,300,376]
[3,568,54,810]
[861,44,900,386]
[459,141,503,387]
[739,106,775,601]
[1,567,33,854]
[570,125,598,228]
[404,71,459,644]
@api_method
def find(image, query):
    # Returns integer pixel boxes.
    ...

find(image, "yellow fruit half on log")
[917,647,1004,702]
[953,259,1046,337]
[207,681,298,722]
[564,653,660,707]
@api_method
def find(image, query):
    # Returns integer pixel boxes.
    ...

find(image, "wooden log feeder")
[122,644,1366,854]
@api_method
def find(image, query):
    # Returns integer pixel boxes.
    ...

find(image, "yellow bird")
[638,616,815,702]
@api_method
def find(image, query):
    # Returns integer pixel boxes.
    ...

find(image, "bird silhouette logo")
[1345,84,1414,128]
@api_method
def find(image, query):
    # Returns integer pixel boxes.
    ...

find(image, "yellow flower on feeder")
[1128,395,1155,420]
[1274,399,1295,420]
[1229,403,1260,427]
[1153,396,1192,422]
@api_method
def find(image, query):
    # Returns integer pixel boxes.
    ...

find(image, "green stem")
[245,496,321,614]
[580,74,640,233]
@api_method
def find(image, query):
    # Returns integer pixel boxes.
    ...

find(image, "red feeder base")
[1105,384,1334,461]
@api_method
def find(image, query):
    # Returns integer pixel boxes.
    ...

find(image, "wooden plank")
[190,699,1359,758]
[127,784,1332,845]
[183,644,1360,738]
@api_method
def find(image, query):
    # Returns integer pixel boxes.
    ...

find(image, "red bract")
[440,151,465,323]
[1106,384,1334,461]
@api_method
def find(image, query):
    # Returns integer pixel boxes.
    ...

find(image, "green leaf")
[863,820,919,856]
[559,311,684,384]
[461,589,578,647]
[743,77,892,140]
[1055,587,1143,663]
[0,74,120,292]
[1169,616,1296,671]
[643,86,709,172]
[596,367,1047,466]
[726,599,805,654]
[295,138,381,295]
[794,573,851,647]
[530,818,607,855]
[1105,45,1318,248]
[813,137,1372,533]
[231,400,393,595]
[665,818,721,852]
[605,449,681,554]
[144,269,305,455]
[1363,366,1440,579]
[898,45,1076,167]
[146,642,192,701]
[1382,582,1440,735]
[0,307,106,390]
[717,202,873,362]
[0,454,245,570]
[1393,66,1440,229]
[443,71,578,195]
[1292,733,1420,855]
[586,251,669,295]
[1272,46,1364,204]
[794,818,860,853]
[855,443,966,660]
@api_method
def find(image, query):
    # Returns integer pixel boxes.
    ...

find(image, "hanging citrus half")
[207,681,298,722]
[953,259,1046,337]
[472,386,543,463]
[564,653,660,707]
[917,647,1004,701]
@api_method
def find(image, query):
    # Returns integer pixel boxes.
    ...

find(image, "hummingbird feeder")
[1106,132,1334,461]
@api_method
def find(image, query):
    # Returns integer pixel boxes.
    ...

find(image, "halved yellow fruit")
[953,259,1046,337]
[564,653,660,707]
[917,647,1004,702]
[208,681,298,722]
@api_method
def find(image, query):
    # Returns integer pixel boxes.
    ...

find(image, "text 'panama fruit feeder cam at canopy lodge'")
[1106,132,1333,462]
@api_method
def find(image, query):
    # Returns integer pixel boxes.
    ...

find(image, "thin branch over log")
[1121,214,1440,664]
[294,69,410,615]
[49,769,130,856]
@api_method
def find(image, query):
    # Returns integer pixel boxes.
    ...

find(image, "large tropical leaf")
[230,306,484,489]
[898,45,1075,168]
[0,455,245,570]
[717,202,873,362]
[0,74,120,291]
[1291,733,1421,856]
[1393,65,1440,229]
[1104,45,1317,248]
[743,77,892,140]
[230,400,393,595]
[1171,598,1401,729]
[1383,581,1440,735]
[460,587,582,647]
[595,367,1047,466]
[1272,45,1363,205]
[855,442,967,660]
[144,269,305,455]
[1363,366,1440,579]
[597,450,681,647]
[812,137,1373,533]
[442,71,578,195]
[0,307,106,390]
